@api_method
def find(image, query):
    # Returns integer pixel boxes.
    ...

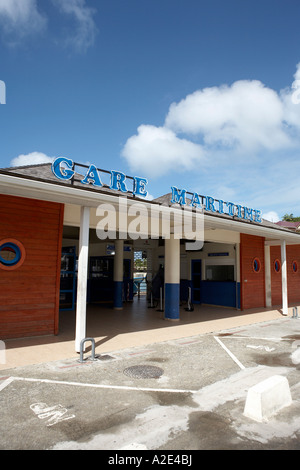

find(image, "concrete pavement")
[0,315,300,451]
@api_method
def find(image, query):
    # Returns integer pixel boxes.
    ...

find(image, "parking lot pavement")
[0,317,300,452]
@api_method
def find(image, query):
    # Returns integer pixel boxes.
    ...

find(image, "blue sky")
[1,0,300,221]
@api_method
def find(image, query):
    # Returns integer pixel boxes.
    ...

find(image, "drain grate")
[123,365,164,379]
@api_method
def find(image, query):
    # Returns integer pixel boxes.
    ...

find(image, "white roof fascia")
[0,173,150,210]
[200,213,300,244]
[1,173,300,244]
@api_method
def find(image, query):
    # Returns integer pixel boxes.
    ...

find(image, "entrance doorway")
[133,250,147,296]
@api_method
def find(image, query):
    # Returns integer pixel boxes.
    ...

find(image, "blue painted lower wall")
[201,281,240,308]
[165,283,180,320]
[113,281,123,309]
[181,279,240,309]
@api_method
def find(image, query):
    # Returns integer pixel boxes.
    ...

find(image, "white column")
[281,240,288,316]
[75,206,90,352]
[264,244,272,308]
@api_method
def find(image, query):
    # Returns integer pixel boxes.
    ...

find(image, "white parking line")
[214,336,245,370]
[0,377,14,391]
[1,376,197,394]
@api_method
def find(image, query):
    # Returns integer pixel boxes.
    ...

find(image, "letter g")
[51,157,74,180]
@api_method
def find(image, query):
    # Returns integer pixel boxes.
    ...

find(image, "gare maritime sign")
[51,157,262,224]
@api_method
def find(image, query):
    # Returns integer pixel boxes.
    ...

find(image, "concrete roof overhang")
[1,171,300,246]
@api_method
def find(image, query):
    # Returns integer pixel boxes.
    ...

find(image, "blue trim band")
[113,281,123,309]
[165,283,180,320]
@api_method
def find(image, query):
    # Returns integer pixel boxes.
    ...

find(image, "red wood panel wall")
[287,245,300,303]
[0,195,64,339]
[240,233,265,310]
[270,244,300,306]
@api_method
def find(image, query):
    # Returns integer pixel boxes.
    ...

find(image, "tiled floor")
[1,296,288,370]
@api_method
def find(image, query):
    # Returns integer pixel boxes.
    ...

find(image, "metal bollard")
[185,287,194,312]
[148,292,155,308]
[79,337,98,363]
[292,307,298,319]
[156,287,164,312]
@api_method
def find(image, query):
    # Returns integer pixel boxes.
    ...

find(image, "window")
[0,243,21,266]
[292,261,298,273]
[274,259,281,273]
[205,265,234,281]
[252,258,261,273]
[0,239,26,270]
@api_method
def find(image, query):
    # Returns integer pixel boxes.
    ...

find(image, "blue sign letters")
[51,157,261,223]
[51,157,148,198]
[171,186,262,223]
[52,157,74,180]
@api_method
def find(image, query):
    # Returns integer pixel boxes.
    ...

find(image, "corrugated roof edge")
[0,164,158,203]
[2,162,55,171]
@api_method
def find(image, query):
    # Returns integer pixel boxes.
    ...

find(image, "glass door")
[60,246,76,310]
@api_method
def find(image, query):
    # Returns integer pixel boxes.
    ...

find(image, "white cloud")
[0,0,97,52]
[280,62,300,129]
[0,0,47,41]
[122,63,300,182]
[52,0,97,53]
[165,80,291,152]
[121,125,205,177]
[10,151,54,167]
[262,211,280,223]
